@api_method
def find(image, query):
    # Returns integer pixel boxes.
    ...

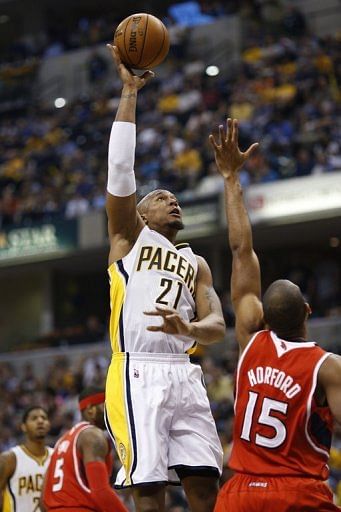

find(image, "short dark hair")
[22,406,48,423]
[263,280,307,336]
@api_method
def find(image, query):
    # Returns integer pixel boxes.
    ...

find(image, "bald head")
[263,280,308,337]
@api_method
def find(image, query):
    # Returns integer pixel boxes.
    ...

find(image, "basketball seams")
[136,14,149,67]
[143,20,167,69]
[116,13,169,70]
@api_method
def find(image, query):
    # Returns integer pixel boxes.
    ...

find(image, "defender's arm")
[210,119,263,351]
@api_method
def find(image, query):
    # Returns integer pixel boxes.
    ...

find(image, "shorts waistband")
[112,352,190,363]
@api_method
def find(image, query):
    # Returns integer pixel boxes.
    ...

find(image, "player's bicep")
[79,429,108,465]
[235,294,264,351]
[231,249,261,310]
[0,452,15,490]
[195,257,224,321]
[106,192,144,240]
[319,355,341,425]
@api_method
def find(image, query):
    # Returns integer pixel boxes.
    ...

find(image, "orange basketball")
[114,13,170,70]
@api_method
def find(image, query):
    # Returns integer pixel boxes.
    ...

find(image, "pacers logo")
[119,443,127,462]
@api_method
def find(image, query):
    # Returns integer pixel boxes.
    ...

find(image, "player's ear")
[21,423,27,434]
[141,214,148,225]
[305,302,312,317]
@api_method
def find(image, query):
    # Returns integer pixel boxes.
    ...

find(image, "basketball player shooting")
[104,44,226,512]
[210,118,341,511]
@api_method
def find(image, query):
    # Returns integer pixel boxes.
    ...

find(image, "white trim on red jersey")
[305,351,332,459]
[72,423,92,493]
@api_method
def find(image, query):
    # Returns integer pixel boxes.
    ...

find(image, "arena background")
[0,0,340,508]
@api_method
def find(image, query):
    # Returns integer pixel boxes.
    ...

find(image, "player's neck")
[276,324,307,341]
[24,439,47,457]
[155,226,178,244]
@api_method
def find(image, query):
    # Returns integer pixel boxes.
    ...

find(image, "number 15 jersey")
[230,330,333,480]
[108,226,198,354]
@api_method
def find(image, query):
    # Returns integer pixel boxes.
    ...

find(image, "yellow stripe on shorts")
[108,262,127,353]
[2,486,14,512]
[105,353,135,486]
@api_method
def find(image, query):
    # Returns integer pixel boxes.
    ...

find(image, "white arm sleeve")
[107,121,136,197]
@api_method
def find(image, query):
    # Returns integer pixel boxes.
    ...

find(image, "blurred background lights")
[205,65,219,76]
[54,97,67,108]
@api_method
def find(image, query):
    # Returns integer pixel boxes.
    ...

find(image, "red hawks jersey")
[43,421,113,511]
[229,330,333,480]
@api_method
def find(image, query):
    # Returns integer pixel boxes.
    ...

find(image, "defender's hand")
[107,44,154,90]
[144,306,192,336]
[209,118,259,178]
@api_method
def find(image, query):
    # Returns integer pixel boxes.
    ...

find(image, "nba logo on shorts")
[119,443,127,462]
[134,368,139,378]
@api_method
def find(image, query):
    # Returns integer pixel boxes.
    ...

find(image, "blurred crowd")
[0,26,340,226]
[0,349,236,511]
[1,1,234,65]
[0,345,340,508]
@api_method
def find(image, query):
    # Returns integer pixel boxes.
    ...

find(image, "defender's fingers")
[244,142,259,158]
[226,118,233,141]
[219,125,225,146]
[209,134,219,149]
[232,119,239,144]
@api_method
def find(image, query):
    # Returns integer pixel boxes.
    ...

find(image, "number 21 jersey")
[229,330,333,480]
[108,226,198,354]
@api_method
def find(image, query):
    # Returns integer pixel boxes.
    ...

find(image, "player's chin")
[35,432,47,440]
[169,219,184,230]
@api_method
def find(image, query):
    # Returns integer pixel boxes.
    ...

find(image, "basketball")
[114,13,170,70]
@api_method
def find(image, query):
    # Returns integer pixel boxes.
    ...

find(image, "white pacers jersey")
[108,226,198,354]
[3,445,53,512]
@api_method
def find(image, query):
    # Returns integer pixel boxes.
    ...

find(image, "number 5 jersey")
[108,225,198,354]
[230,330,333,480]
[42,422,113,511]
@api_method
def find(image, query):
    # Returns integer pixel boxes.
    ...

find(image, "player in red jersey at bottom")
[209,118,341,511]
[42,387,127,512]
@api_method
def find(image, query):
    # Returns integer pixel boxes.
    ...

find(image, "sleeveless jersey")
[43,422,113,511]
[229,330,333,480]
[2,445,52,512]
[108,226,198,354]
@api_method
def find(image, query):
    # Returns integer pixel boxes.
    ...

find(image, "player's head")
[137,189,184,233]
[21,406,50,441]
[263,279,311,338]
[78,386,105,429]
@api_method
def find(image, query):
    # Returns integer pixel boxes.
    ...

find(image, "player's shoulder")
[78,425,106,444]
[318,353,341,382]
[5,445,20,459]
[194,254,209,270]
[0,448,17,477]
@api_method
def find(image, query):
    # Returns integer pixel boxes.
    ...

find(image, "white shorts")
[105,352,223,487]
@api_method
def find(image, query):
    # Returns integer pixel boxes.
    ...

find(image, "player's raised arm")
[209,118,263,350]
[106,45,154,264]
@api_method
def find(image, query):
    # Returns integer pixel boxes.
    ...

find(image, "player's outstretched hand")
[209,118,259,179]
[107,44,154,90]
[144,306,191,336]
